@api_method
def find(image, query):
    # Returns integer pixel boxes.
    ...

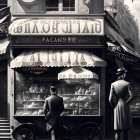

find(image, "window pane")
[46,0,58,11]
[70,0,75,7]
[63,0,75,11]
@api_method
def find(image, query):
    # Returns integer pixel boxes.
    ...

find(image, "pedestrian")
[43,86,64,140]
[109,67,134,140]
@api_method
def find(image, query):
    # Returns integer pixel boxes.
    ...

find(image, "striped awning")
[58,67,99,80]
[10,50,107,68]
[0,38,10,54]
[105,22,140,59]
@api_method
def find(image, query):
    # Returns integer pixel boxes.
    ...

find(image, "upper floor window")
[46,0,76,13]
[63,0,75,11]
[46,0,59,11]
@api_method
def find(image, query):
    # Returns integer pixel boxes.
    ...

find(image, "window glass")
[14,71,60,116]
[60,79,100,116]
[63,0,75,11]
[46,0,75,12]
[46,0,59,11]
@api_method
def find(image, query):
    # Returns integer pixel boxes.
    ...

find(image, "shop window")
[14,70,61,116]
[60,79,100,116]
[45,0,76,13]
[14,71,100,116]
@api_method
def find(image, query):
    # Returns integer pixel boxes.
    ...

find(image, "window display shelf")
[65,108,78,109]
[64,100,93,102]
[17,107,43,109]
[65,108,96,110]
[14,115,45,117]
[24,92,47,94]
[78,108,97,109]
[23,100,45,102]
[59,94,96,96]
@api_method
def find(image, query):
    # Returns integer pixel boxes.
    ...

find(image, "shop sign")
[58,73,94,79]
[9,18,104,35]
[11,36,104,47]
[58,67,99,80]
[108,51,137,62]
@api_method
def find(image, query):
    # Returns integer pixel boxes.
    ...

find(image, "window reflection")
[63,0,75,11]
[46,0,75,12]
[46,0,59,11]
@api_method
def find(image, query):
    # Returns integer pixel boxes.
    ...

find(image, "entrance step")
[0,119,11,139]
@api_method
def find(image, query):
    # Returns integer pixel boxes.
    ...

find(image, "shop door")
[0,71,7,118]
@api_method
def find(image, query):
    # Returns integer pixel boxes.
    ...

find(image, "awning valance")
[10,50,107,68]
[105,22,140,59]
[0,38,10,54]
[58,67,98,80]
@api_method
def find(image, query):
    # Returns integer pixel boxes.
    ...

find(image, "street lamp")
[112,0,118,19]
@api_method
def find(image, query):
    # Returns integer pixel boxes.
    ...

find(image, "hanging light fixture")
[112,0,118,19]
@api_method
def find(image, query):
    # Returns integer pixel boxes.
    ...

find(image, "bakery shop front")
[9,17,107,140]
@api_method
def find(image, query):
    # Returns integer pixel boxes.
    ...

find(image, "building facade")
[0,0,140,140]
[7,0,106,140]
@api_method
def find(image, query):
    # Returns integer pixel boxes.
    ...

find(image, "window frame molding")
[45,0,79,15]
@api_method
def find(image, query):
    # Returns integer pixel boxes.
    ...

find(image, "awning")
[0,38,10,54]
[105,22,140,59]
[58,67,98,80]
[107,42,138,62]
[10,50,107,68]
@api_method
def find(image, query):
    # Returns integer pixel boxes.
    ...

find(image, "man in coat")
[43,86,64,140]
[109,67,134,140]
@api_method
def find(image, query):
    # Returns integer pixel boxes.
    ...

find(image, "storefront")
[104,14,140,139]
[8,17,107,140]
[0,38,10,119]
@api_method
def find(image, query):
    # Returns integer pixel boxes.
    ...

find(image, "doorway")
[0,71,7,118]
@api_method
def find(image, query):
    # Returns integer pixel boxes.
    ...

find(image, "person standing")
[109,67,134,140]
[43,86,64,140]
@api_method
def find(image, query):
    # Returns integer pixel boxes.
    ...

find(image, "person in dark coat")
[43,86,64,140]
[109,67,134,140]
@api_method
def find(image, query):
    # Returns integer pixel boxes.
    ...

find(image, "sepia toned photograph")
[0,0,140,140]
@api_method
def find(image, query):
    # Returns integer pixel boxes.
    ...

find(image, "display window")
[60,79,100,116]
[14,71,55,116]
[14,69,100,116]
[130,95,140,117]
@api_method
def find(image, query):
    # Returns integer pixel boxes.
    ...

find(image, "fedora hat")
[116,67,128,75]
[50,85,56,92]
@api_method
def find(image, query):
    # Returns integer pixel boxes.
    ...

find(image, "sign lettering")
[9,18,104,35]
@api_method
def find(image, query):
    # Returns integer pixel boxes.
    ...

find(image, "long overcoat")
[43,94,64,131]
[109,79,134,130]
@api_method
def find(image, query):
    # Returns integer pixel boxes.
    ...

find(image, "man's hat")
[50,86,56,92]
[116,67,128,75]
[50,86,56,89]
